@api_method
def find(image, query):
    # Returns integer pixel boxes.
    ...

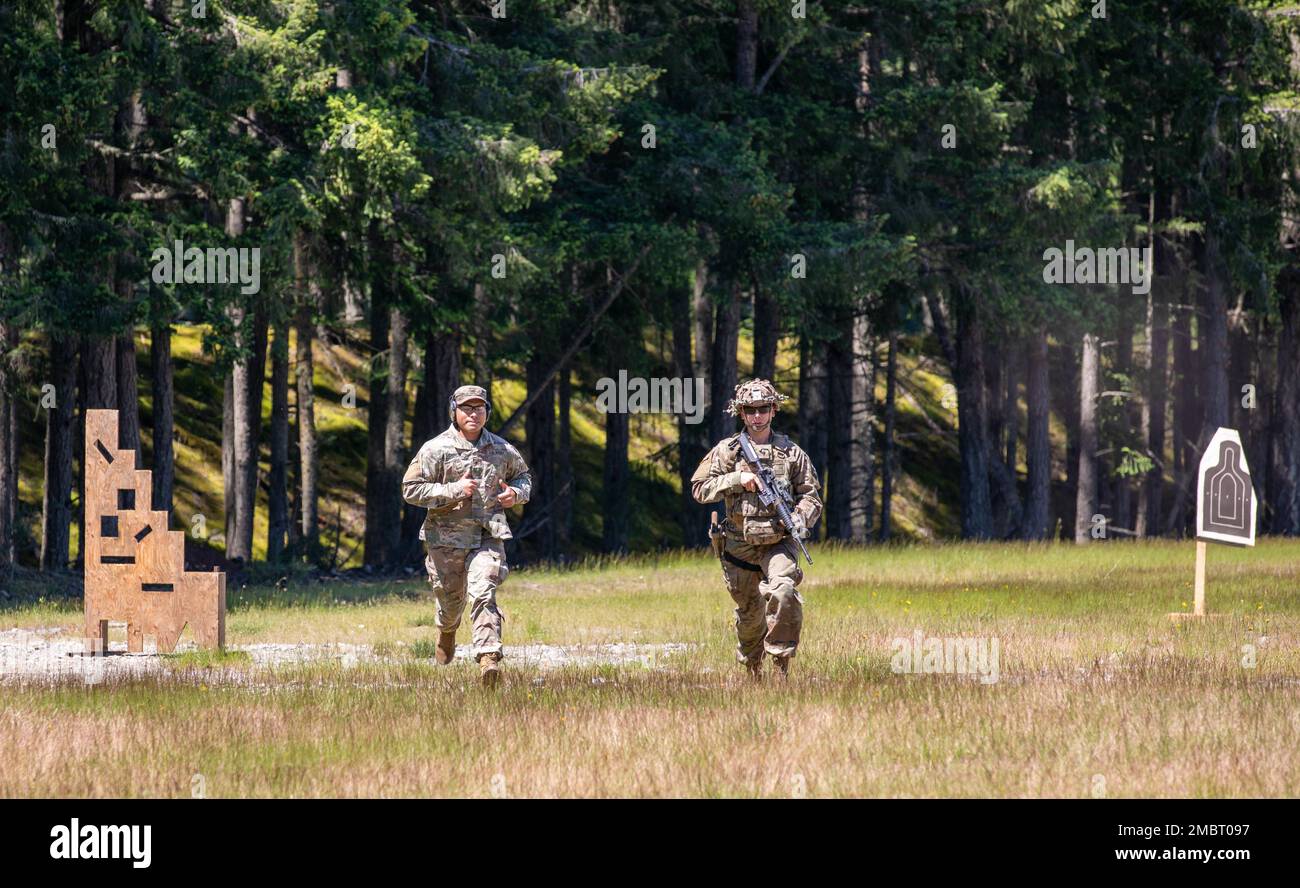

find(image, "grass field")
[3,539,1299,798]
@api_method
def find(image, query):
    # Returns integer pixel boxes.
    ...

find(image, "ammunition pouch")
[741,515,786,546]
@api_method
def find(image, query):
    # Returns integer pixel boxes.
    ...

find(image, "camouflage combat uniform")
[401,406,532,660]
[691,429,822,665]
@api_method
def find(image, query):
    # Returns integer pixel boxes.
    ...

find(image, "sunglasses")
[742,405,773,415]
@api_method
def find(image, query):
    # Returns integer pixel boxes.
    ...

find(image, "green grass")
[3,539,1299,797]
[161,649,253,670]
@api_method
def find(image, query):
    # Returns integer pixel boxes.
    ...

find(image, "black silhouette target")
[1196,427,1256,547]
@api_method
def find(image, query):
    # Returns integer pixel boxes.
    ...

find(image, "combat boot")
[773,656,790,679]
[435,631,457,665]
[746,658,763,680]
[478,652,502,688]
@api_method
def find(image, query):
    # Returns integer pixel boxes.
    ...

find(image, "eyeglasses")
[742,405,773,415]
[457,404,487,415]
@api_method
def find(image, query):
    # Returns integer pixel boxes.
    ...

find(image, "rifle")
[738,432,813,565]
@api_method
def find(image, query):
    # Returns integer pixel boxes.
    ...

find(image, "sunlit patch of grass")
[409,639,439,659]
[162,649,253,670]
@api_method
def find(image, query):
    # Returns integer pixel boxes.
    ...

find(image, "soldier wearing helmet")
[690,378,823,679]
[401,384,532,688]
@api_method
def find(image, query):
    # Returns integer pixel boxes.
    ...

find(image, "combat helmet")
[725,378,789,416]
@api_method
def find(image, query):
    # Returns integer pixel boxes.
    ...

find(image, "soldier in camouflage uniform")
[401,385,532,687]
[691,379,823,679]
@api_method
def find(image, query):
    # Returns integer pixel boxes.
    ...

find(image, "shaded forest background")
[3,0,1300,578]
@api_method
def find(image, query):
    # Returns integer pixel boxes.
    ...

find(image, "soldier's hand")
[791,513,810,540]
[496,480,518,508]
[456,478,479,499]
[739,471,760,492]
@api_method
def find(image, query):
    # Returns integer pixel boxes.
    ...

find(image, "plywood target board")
[83,409,226,653]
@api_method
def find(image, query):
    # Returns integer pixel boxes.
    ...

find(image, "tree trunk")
[1061,339,1080,537]
[986,338,1021,538]
[1272,267,1300,534]
[1250,315,1273,537]
[987,343,1019,540]
[955,293,993,540]
[1165,292,1197,536]
[1267,29,1300,533]
[1138,281,1168,538]
[798,334,828,521]
[1199,232,1230,437]
[472,282,492,391]
[602,409,630,554]
[82,336,116,409]
[557,364,573,556]
[223,372,235,547]
[846,32,877,542]
[116,333,140,466]
[735,0,758,92]
[228,343,255,563]
[523,350,557,560]
[879,331,898,542]
[849,315,874,540]
[709,281,741,444]
[752,284,779,381]
[692,258,712,385]
[1113,304,1134,535]
[1023,326,1051,540]
[42,335,77,571]
[987,340,1006,473]
[295,262,320,560]
[246,301,269,548]
[266,320,290,562]
[1004,349,1019,471]
[0,319,18,574]
[383,305,409,562]
[826,324,854,539]
[150,311,175,514]
[925,286,958,370]
[363,287,391,568]
[674,280,709,547]
[1074,332,1100,543]
[224,196,258,564]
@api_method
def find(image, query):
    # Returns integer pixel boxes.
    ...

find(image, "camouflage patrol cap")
[725,378,789,416]
[451,385,490,406]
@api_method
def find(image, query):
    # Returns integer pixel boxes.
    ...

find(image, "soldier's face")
[741,404,773,434]
[455,400,487,435]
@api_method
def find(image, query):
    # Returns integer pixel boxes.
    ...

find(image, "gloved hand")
[790,513,809,540]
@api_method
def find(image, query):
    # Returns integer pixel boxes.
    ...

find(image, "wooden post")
[1193,540,1207,617]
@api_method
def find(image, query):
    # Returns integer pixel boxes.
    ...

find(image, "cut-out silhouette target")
[1172,426,1256,621]
[83,409,226,653]
[1196,427,1256,547]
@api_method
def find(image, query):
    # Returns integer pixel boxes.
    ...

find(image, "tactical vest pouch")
[742,516,785,546]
